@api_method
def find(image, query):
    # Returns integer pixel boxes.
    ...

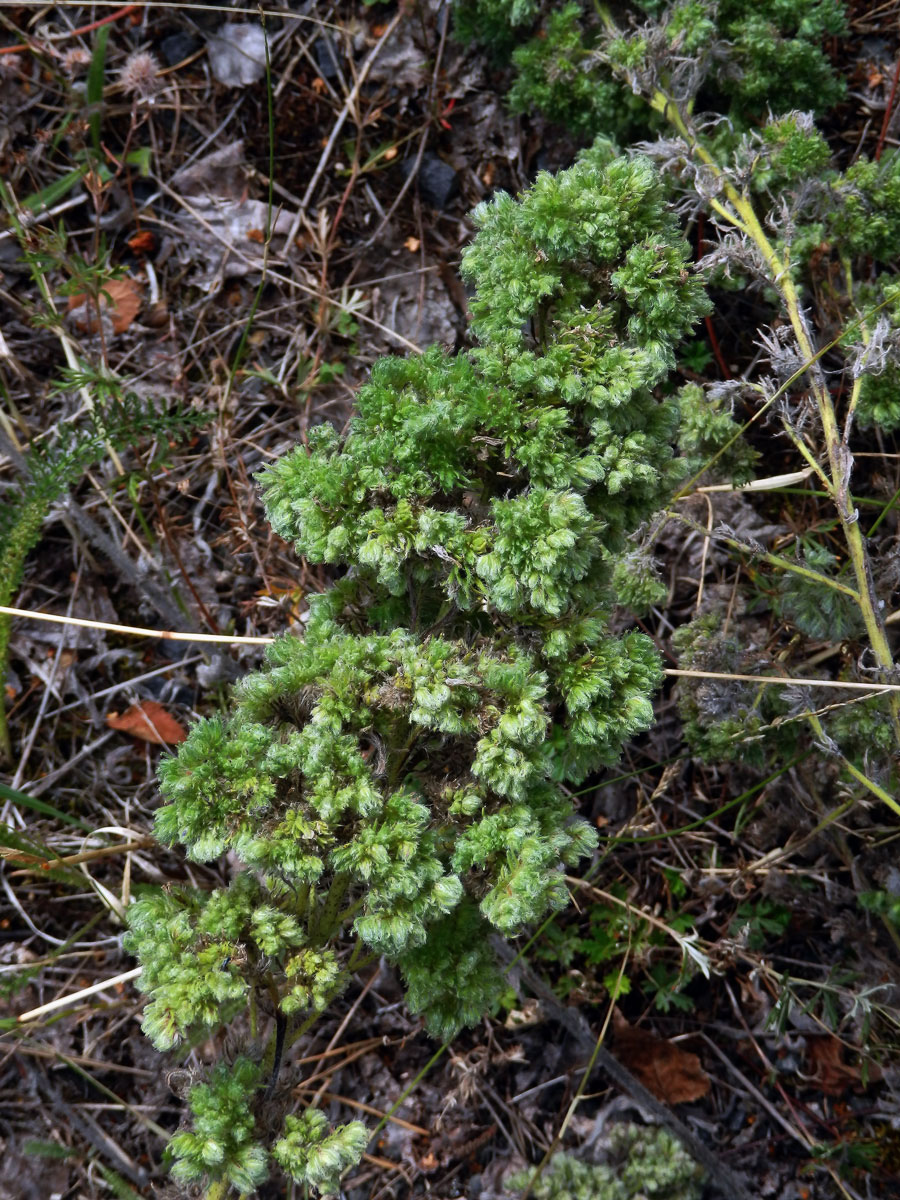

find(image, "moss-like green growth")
[828,153,900,263]
[507,5,648,141]
[458,0,847,143]
[505,1124,706,1200]
[127,144,709,1196]
[676,382,759,487]
[856,363,900,433]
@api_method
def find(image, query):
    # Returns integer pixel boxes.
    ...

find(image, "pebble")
[402,153,459,210]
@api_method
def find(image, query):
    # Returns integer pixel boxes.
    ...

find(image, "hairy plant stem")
[652,87,900,747]
[669,511,862,599]
[840,257,868,438]
[285,997,339,1052]
[805,707,900,817]
[0,664,11,763]
[262,1012,287,1101]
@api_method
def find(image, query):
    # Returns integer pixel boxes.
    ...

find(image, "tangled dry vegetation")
[2,3,900,1199]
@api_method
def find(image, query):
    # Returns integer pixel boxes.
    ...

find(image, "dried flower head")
[61,47,91,76]
[0,52,23,80]
[756,323,808,386]
[849,315,899,379]
[119,51,160,99]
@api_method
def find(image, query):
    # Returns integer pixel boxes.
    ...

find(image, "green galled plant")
[499,0,900,809]
[505,1124,706,1200]
[125,143,710,1197]
[454,0,848,142]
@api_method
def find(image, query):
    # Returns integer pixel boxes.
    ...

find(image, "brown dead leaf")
[0,848,43,865]
[613,1009,710,1104]
[805,1036,882,1095]
[68,277,142,334]
[106,700,187,745]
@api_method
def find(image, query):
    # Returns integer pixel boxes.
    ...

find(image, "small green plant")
[0,385,203,760]
[671,612,772,764]
[0,175,206,763]
[859,888,900,929]
[505,1124,706,1200]
[456,0,848,142]
[123,9,900,1188]
[676,382,759,486]
[774,542,864,641]
[809,1137,881,1178]
[730,899,793,951]
[534,878,701,1010]
[855,362,900,433]
[126,144,710,1196]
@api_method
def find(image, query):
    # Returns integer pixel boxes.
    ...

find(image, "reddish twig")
[705,314,732,379]
[875,54,900,161]
[696,213,732,379]
[0,4,139,56]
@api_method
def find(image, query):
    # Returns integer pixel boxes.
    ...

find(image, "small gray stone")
[402,153,459,210]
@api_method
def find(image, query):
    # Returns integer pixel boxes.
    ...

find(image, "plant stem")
[653,86,900,744]
[262,1012,287,1100]
[668,512,862,599]
[805,709,900,817]
[309,871,351,943]
[285,1004,332,1052]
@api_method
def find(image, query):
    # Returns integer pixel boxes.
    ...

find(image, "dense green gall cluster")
[126,144,708,1196]
[163,1055,369,1194]
[506,4,648,142]
[857,364,900,433]
[676,383,758,487]
[263,147,708,620]
[456,0,848,139]
[273,1109,370,1195]
[166,1059,270,1192]
[829,154,900,263]
[452,0,539,58]
[505,1124,706,1200]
